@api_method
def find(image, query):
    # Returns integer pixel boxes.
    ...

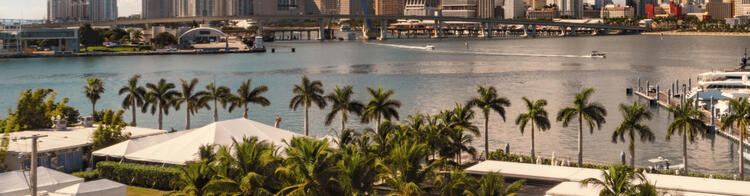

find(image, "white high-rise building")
[48,0,90,22]
[557,0,583,17]
[504,0,524,18]
[89,0,118,21]
[736,0,750,16]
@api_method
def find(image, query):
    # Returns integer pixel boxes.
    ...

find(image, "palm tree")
[514,97,550,162]
[325,85,364,131]
[143,79,179,130]
[228,79,270,119]
[118,74,146,126]
[205,137,280,195]
[173,78,210,130]
[474,172,525,196]
[336,145,379,195]
[580,165,651,196]
[721,98,750,180]
[378,141,442,196]
[203,82,231,122]
[467,86,511,160]
[362,86,402,133]
[289,76,326,136]
[666,99,709,175]
[556,88,607,167]
[275,137,338,195]
[174,160,215,196]
[613,102,654,168]
[84,77,105,116]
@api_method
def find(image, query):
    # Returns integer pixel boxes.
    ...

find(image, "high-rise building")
[531,0,546,9]
[236,0,254,15]
[442,0,477,17]
[558,0,583,17]
[195,0,214,16]
[600,4,634,17]
[404,0,440,15]
[90,0,118,21]
[736,0,750,16]
[707,1,733,19]
[375,0,405,15]
[48,0,90,22]
[212,0,234,16]
[142,0,175,19]
[504,0,524,18]
[477,0,496,18]
[311,0,340,14]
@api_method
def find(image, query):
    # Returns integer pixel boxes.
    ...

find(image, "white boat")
[590,51,606,58]
[424,45,435,50]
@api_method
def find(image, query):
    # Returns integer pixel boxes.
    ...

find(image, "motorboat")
[424,45,435,50]
[647,156,683,172]
[590,51,606,58]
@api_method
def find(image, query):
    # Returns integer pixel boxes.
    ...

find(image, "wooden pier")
[630,81,750,148]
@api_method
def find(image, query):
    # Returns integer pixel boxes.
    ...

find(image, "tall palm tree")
[467,86,510,159]
[228,79,270,119]
[275,137,339,195]
[325,85,364,131]
[84,77,105,116]
[581,165,653,196]
[118,74,146,126]
[205,137,280,195]
[613,101,654,168]
[721,98,750,180]
[474,172,525,196]
[203,82,231,122]
[174,78,210,130]
[514,97,550,162]
[666,99,709,175]
[143,79,179,130]
[556,88,607,167]
[289,76,326,136]
[362,86,402,133]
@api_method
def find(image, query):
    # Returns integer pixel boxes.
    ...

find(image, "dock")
[630,79,750,148]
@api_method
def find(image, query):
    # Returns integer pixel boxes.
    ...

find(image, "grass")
[126,186,168,196]
[80,46,139,52]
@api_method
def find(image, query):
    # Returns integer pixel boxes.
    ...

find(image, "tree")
[289,76,326,136]
[131,30,143,43]
[84,77,105,116]
[474,172,525,196]
[151,32,177,48]
[228,79,270,119]
[173,78,209,130]
[325,85,364,131]
[79,23,104,50]
[581,165,656,196]
[378,141,442,195]
[203,82,231,122]
[11,89,78,130]
[556,88,607,167]
[143,79,179,130]
[362,86,401,134]
[467,86,510,159]
[118,74,146,126]
[666,99,709,175]
[174,160,216,196]
[275,137,339,195]
[205,137,281,195]
[721,98,750,180]
[514,97,550,162]
[613,102,654,168]
[91,109,130,150]
[336,145,378,195]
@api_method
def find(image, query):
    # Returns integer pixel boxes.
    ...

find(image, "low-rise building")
[600,4,634,18]
[583,9,601,18]
[706,1,733,20]
[404,0,441,16]
[442,0,478,17]
[526,9,558,18]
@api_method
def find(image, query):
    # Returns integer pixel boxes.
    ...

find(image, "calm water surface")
[1,35,748,176]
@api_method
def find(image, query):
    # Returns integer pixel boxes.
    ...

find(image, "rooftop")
[7,126,166,154]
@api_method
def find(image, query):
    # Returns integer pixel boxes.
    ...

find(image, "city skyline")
[0,0,140,20]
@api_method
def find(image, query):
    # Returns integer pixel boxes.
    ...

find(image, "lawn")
[80,46,140,52]
[127,186,168,196]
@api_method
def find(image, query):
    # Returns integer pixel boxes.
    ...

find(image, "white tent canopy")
[0,167,84,196]
[93,131,188,158]
[124,118,303,165]
[50,179,125,196]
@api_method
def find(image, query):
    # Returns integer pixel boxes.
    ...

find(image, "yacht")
[424,45,435,50]
[590,51,606,58]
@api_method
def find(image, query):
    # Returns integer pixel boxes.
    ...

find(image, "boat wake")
[369,43,601,58]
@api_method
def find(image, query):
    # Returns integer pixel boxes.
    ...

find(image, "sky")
[0,0,141,20]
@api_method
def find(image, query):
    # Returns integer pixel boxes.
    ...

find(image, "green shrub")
[72,170,100,181]
[96,161,180,190]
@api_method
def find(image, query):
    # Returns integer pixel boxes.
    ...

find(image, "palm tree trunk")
[131,102,137,126]
[630,133,635,168]
[678,132,687,175]
[376,116,381,134]
[741,131,745,180]
[92,103,96,117]
[341,113,346,131]
[213,99,218,122]
[485,116,489,160]
[186,105,191,130]
[531,123,536,162]
[243,103,248,119]
[158,107,163,130]
[578,114,583,167]
[304,103,309,136]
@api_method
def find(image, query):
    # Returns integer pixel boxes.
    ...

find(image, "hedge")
[71,170,100,181]
[96,161,181,190]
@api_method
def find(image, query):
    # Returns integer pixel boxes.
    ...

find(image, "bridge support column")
[522,25,529,38]
[318,18,325,41]
[433,20,441,38]
[530,25,537,38]
[570,27,577,36]
[560,26,566,37]
[486,23,493,38]
[604,28,610,35]
[379,20,388,40]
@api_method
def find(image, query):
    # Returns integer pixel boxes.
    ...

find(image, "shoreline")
[643,31,750,36]
[0,48,267,59]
